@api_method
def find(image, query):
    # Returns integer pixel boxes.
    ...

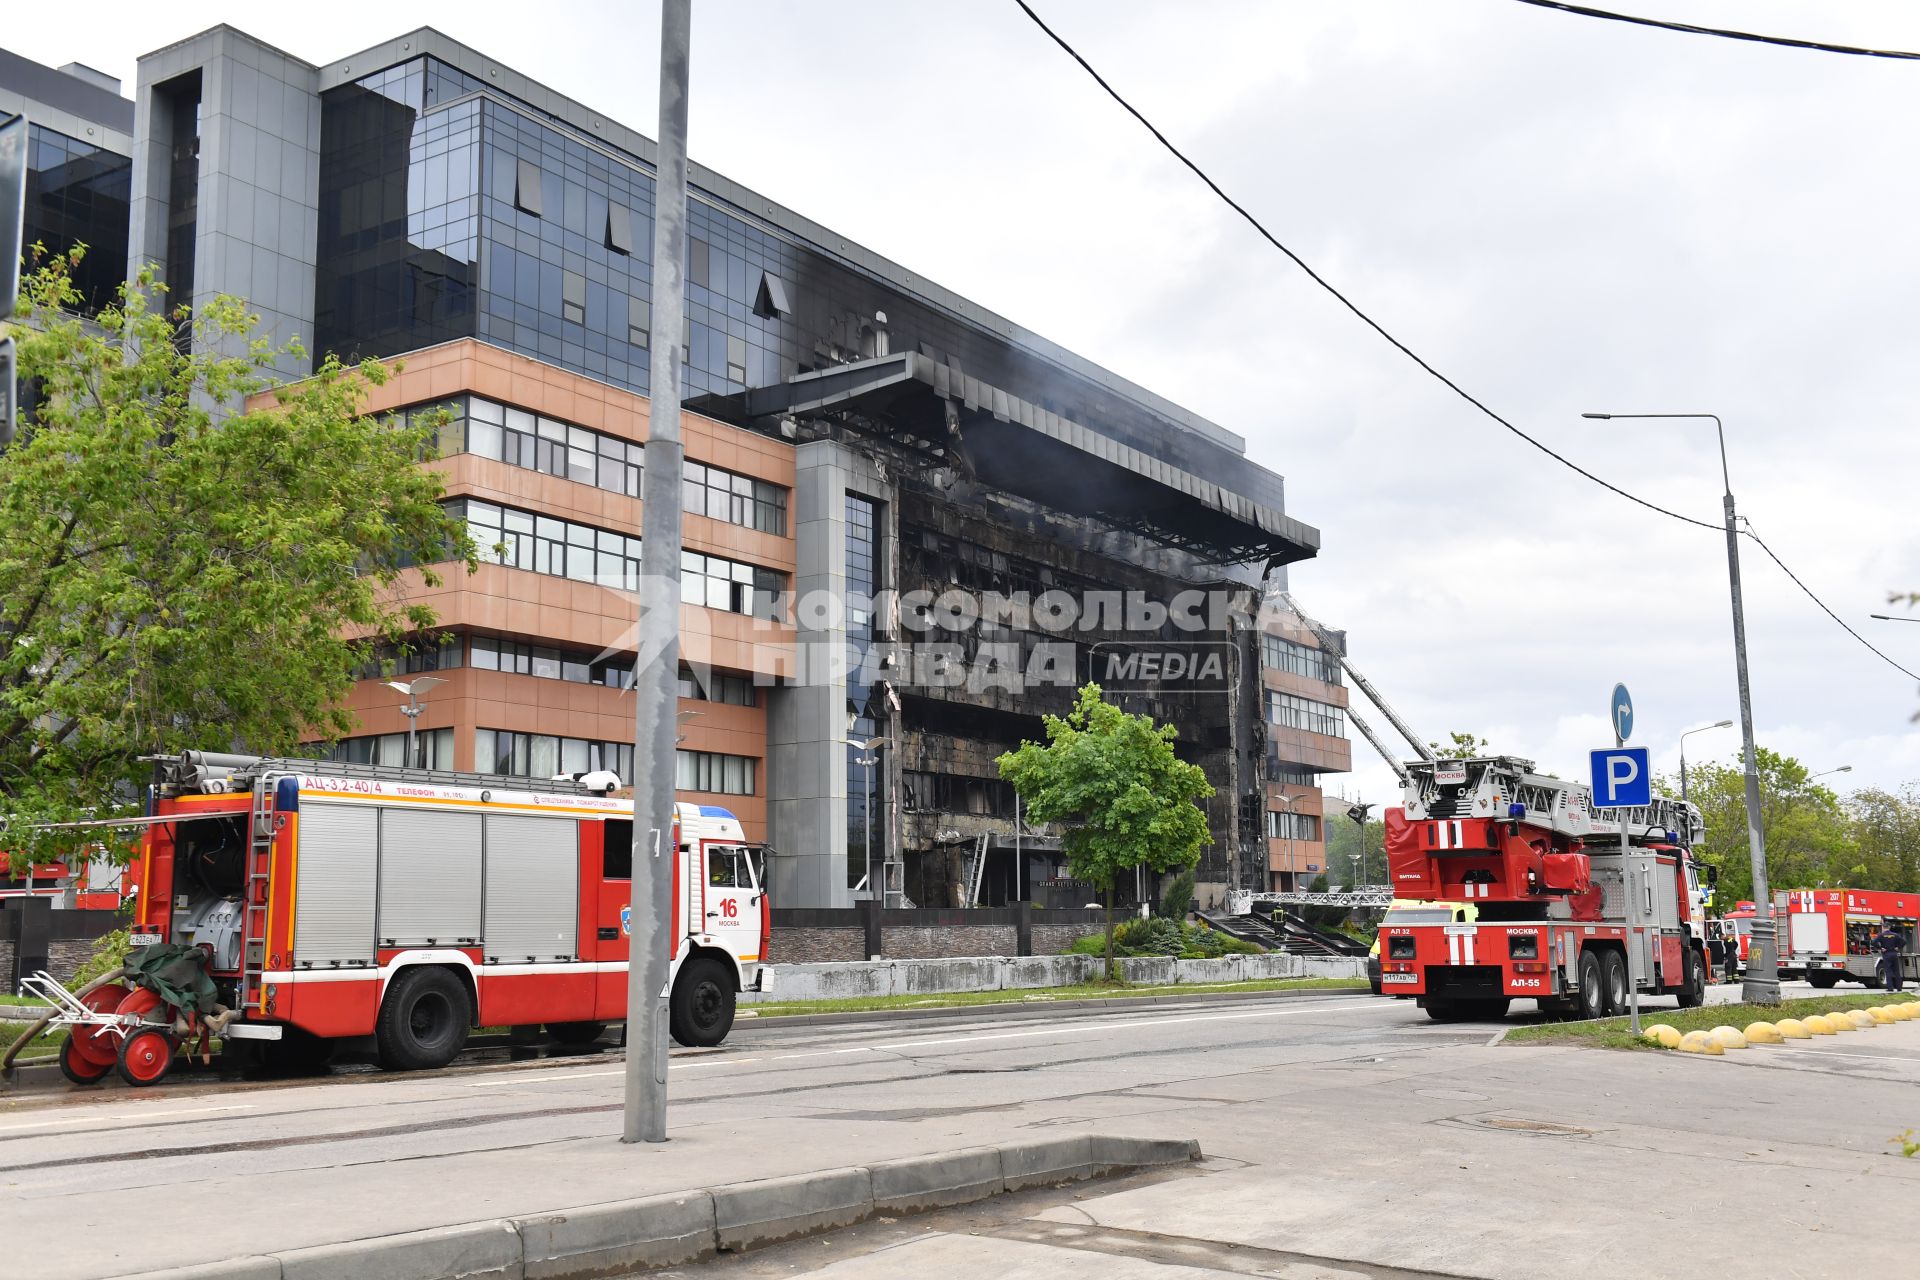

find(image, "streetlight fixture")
[1809,766,1853,782]
[845,735,891,903]
[383,676,445,768]
[1869,614,1920,623]
[1583,411,1778,1003]
[1677,719,1734,808]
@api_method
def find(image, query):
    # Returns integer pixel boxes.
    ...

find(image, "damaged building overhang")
[696,352,1321,568]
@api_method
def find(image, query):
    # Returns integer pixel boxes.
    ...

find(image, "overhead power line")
[1740,520,1919,682]
[1012,0,1918,684]
[1509,0,1920,61]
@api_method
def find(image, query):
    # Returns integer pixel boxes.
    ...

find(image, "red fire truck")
[1776,888,1918,988]
[0,851,126,910]
[74,751,772,1084]
[1375,755,1710,1021]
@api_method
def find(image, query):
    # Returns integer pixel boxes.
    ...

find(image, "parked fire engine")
[1775,887,1918,988]
[45,751,770,1087]
[0,849,125,910]
[1374,755,1709,1021]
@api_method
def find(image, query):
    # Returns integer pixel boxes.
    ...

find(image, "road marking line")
[1767,1049,1920,1066]
[460,997,1386,1087]
[466,1057,759,1088]
[0,1103,254,1135]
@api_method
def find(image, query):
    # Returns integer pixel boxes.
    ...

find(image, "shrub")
[1062,917,1258,960]
[1156,868,1196,920]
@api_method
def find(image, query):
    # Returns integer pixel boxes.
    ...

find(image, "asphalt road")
[5,978,1910,1279]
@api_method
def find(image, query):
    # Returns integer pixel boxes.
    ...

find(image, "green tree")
[1325,807,1386,888]
[1678,748,1853,903]
[999,684,1213,979]
[1844,785,1920,892]
[1155,867,1195,920]
[1428,731,1491,760]
[0,253,470,870]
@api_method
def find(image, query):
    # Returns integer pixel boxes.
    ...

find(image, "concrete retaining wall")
[748,952,1365,1003]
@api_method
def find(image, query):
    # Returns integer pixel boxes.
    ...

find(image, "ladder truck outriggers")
[1374,755,1711,1021]
[13,752,772,1088]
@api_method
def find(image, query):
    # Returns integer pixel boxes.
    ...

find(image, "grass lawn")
[0,1018,64,1061]
[1504,992,1920,1051]
[744,975,1366,1019]
[0,994,51,1007]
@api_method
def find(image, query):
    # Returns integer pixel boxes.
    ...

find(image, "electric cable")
[1509,0,1920,62]
[1740,519,1919,681]
[1013,0,1918,683]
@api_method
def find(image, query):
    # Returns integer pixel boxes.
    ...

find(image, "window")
[308,727,454,770]
[1267,763,1316,787]
[471,635,639,688]
[562,271,586,326]
[515,159,543,216]
[681,459,788,535]
[603,819,633,880]
[677,667,759,706]
[680,550,785,618]
[1265,691,1345,738]
[454,499,645,590]
[476,729,634,782]
[606,203,633,255]
[726,334,748,384]
[1267,811,1321,841]
[1262,634,1341,685]
[689,236,709,287]
[675,750,757,795]
[628,296,650,348]
[752,271,790,320]
[353,633,463,680]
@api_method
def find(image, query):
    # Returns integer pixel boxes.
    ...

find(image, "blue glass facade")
[22,122,131,313]
[311,56,1280,509]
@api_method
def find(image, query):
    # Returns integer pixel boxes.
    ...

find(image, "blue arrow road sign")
[1611,683,1633,743]
[1590,747,1651,808]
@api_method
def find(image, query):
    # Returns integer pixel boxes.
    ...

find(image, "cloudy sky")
[12,1,1919,806]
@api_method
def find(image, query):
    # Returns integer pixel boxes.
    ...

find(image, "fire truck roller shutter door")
[293,803,378,968]
[483,813,579,962]
[377,807,483,946]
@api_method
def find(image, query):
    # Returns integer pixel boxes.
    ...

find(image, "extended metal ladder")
[240,778,277,1012]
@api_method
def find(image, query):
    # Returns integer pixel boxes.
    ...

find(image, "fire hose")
[2,965,126,1073]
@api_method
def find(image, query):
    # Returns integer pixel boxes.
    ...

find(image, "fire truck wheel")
[669,957,735,1047]
[1600,950,1630,1016]
[1577,951,1605,1020]
[546,1021,607,1046]
[1807,972,1838,989]
[376,967,472,1071]
[58,1037,113,1086]
[116,1027,175,1087]
[1676,947,1706,1008]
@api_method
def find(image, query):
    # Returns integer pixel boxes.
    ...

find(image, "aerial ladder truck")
[1374,755,1710,1020]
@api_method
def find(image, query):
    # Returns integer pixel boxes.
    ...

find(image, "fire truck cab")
[1375,756,1709,1021]
[129,751,771,1073]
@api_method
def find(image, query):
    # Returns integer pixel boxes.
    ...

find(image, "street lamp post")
[383,676,445,767]
[1678,719,1734,809]
[1270,792,1297,891]
[848,736,890,902]
[1809,766,1853,783]
[1584,411,1778,1003]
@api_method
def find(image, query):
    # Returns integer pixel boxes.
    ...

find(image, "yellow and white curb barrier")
[1641,1002,1917,1053]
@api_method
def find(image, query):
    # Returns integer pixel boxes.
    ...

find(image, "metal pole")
[864,754,874,903]
[624,0,692,1146]
[1725,481,1781,1004]
[1619,717,1641,1035]
[404,699,418,769]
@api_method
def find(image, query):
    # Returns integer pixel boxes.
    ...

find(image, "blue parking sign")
[1590,747,1651,808]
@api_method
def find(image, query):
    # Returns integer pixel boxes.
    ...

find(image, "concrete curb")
[98,1134,1200,1280]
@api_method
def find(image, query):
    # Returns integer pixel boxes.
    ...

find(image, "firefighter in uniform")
[1874,924,1907,993]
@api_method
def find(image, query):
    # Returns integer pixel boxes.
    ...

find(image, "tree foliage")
[0,253,470,870]
[1675,747,1920,903]
[999,684,1213,978]
[1428,731,1491,760]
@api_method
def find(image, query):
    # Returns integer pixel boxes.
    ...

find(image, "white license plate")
[128,932,162,947]
[1382,973,1419,985]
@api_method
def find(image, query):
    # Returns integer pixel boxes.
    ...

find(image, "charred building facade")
[53,24,1333,909]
